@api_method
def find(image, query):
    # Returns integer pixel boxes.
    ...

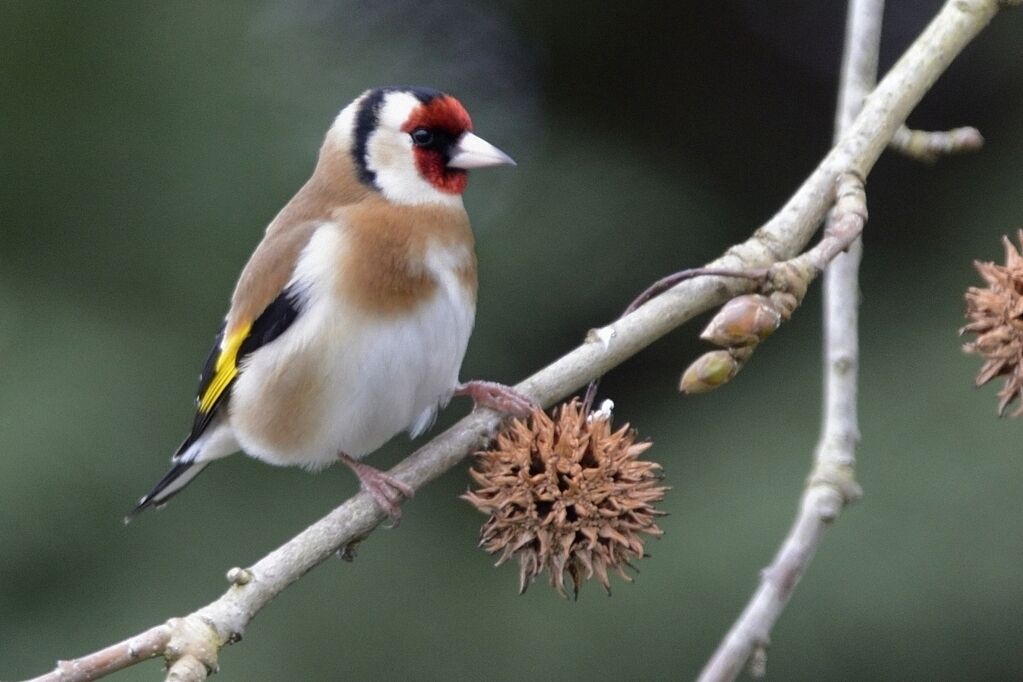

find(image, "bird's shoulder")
[226,148,369,334]
[181,153,367,437]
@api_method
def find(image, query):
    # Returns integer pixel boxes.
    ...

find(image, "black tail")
[124,460,210,523]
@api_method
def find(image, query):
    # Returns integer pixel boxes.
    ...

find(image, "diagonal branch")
[23,1,1017,680]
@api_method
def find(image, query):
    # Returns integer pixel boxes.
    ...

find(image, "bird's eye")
[410,128,434,147]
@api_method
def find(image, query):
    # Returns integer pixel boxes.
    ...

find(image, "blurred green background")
[3,1,1023,680]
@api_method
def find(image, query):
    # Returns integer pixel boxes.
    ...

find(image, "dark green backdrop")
[3,1,1023,680]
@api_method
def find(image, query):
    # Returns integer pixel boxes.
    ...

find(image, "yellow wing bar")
[198,322,252,414]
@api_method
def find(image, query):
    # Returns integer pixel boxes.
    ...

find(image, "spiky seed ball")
[463,400,667,597]
[962,231,1023,416]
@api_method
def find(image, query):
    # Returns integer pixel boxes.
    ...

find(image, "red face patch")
[402,96,474,195]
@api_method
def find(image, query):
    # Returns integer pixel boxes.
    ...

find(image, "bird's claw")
[338,453,414,524]
[455,380,536,418]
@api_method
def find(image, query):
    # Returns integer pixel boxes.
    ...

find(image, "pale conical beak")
[447,132,516,169]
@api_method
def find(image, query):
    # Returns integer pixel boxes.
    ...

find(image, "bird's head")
[331,86,515,207]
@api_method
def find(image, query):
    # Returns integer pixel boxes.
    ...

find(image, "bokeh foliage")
[2,1,1023,680]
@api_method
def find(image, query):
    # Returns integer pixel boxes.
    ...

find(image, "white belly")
[229,224,475,468]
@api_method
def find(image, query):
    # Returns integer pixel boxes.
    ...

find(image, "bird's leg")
[454,380,536,417]
[338,452,414,523]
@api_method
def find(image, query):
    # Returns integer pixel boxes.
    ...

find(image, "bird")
[128,86,530,522]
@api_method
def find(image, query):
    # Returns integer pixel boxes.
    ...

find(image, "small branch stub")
[226,567,253,586]
[890,124,984,163]
[162,617,220,681]
[164,655,208,682]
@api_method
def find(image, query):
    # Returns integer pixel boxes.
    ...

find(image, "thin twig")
[38,625,172,682]
[24,1,1015,679]
[697,0,881,679]
[678,171,868,394]
[583,267,769,410]
[622,269,769,318]
[890,124,984,162]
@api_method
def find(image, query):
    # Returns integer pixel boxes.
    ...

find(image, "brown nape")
[337,196,477,315]
[225,136,371,335]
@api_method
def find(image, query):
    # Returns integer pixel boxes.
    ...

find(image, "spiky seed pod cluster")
[961,231,1023,416]
[680,263,809,394]
[463,400,667,598]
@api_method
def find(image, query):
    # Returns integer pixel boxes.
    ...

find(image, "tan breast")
[336,196,478,316]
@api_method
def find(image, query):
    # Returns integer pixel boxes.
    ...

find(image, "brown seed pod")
[463,400,667,597]
[962,230,1023,416]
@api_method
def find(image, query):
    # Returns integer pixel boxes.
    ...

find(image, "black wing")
[175,287,304,459]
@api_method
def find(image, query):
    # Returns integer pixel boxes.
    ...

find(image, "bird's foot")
[454,380,536,418]
[338,453,414,524]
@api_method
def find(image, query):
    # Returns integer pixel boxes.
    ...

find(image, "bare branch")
[29,625,171,682]
[697,0,881,678]
[24,0,1017,679]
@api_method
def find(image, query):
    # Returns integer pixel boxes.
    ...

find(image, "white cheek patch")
[365,93,464,208]
[377,92,420,130]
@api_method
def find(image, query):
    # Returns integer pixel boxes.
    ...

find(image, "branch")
[32,626,171,682]
[890,124,985,162]
[24,0,1016,679]
[679,174,868,394]
[698,0,880,679]
[698,3,1022,676]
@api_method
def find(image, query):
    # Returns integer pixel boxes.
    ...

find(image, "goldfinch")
[129,86,527,521]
